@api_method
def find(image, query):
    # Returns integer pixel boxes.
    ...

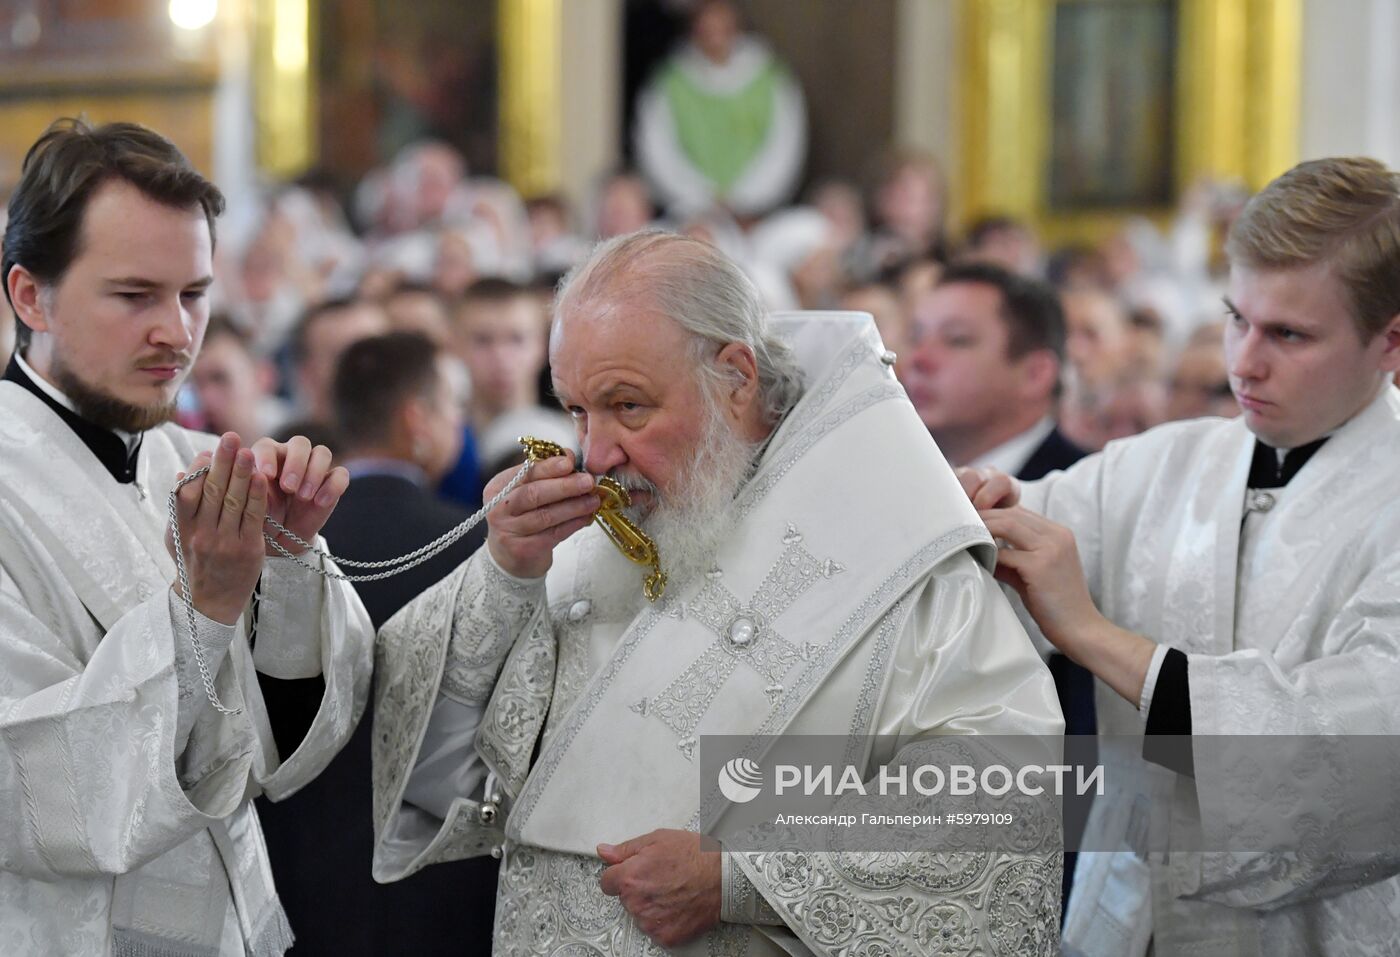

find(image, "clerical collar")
[1247,436,1329,489]
[3,353,145,485]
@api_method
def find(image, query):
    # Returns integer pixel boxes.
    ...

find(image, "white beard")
[602,390,758,608]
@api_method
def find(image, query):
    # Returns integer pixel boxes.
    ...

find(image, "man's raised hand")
[168,433,270,625]
[485,450,599,579]
[250,435,349,555]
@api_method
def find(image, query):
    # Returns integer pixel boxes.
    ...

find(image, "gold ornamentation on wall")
[0,3,219,177]
[957,0,1301,244]
[499,0,563,198]
[253,0,316,177]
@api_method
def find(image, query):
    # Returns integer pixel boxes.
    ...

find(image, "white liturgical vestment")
[0,381,374,956]
[1019,386,1400,957]
[372,313,1065,955]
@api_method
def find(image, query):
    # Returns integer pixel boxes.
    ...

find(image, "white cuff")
[483,547,548,590]
[441,551,546,706]
[1138,643,1171,713]
[168,588,239,744]
[168,587,239,665]
[252,551,328,679]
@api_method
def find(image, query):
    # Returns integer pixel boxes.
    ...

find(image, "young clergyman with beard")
[961,158,1400,956]
[0,119,372,956]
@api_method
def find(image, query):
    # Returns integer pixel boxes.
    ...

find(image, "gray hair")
[553,229,804,424]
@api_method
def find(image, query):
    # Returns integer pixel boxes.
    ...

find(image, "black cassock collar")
[3,354,144,485]
[1246,436,1328,490]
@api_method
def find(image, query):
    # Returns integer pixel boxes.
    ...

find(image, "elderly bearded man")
[371,231,1064,955]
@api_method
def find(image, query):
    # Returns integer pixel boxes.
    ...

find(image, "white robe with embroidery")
[372,313,1065,955]
[0,382,374,956]
[1018,387,1400,957]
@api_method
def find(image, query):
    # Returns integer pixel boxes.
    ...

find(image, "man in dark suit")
[1016,420,1089,480]
[903,261,1087,481]
[318,332,482,628]
[903,261,1092,914]
[257,332,496,955]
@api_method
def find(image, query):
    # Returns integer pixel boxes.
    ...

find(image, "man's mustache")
[135,353,191,371]
[604,470,658,495]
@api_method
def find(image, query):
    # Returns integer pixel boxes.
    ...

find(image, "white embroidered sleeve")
[252,547,373,800]
[0,582,251,880]
[1020,449,1110,611]
[372,548,551,882]
[401,554,548,817]
[440,551,546,707]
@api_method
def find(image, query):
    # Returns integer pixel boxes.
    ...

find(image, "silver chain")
[167,458,536,715]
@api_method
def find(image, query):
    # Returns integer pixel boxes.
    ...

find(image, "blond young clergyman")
[962,158,1400,956]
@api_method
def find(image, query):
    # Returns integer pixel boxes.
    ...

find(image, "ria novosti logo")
[717,757,763,803]
[715,757,1103,804]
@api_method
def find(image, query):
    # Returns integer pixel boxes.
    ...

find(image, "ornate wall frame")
[956,0,1300,243]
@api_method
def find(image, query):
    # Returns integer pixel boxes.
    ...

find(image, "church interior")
[3,2,1400,956]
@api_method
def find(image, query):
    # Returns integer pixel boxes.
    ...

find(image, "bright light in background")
[169,0,218,31]
[272,0,308,71]
[11,10,41,48]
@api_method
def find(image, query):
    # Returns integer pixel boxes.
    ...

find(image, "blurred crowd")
[87,136,1240,510]
[0,140,1244,512]
[0,1,1246,515]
